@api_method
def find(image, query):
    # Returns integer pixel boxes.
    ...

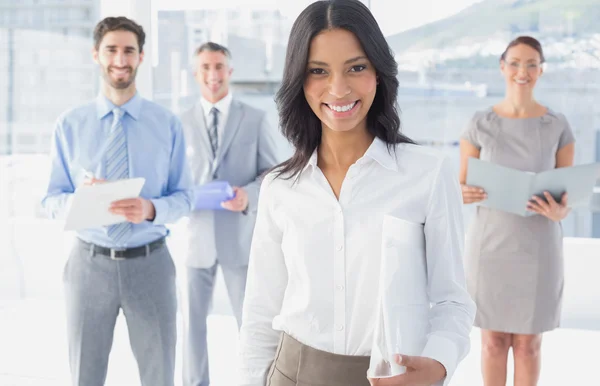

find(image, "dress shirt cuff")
[43,192,74,220]
[150,198,168,225]
[421,335,458,386]
[59,194,75,220]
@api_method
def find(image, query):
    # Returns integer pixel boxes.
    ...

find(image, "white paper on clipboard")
[64,177,145,231]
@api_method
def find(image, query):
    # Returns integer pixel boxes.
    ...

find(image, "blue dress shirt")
[42,93,193,249]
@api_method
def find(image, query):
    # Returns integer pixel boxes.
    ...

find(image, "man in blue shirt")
[42,16,192,386]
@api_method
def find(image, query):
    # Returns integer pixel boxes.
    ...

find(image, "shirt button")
[336,285,344,290]
[336,325,344,331]
[336,245,343,251]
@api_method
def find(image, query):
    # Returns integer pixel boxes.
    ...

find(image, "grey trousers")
[183,263,248,386]
[267,333,370,386]
[63,238,177,386]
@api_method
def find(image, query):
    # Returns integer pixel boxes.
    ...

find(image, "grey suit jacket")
[180,98,280,268]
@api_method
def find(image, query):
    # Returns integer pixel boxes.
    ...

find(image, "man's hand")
[82,174,105,186]
[221,186,248,212]
[110,198,156,223]
[368,355,446,386]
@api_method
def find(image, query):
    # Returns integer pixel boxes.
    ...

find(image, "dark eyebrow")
[104,45,137,51]
[308,55,368,66]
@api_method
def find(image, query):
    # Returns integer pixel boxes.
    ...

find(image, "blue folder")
[193,181,236,210]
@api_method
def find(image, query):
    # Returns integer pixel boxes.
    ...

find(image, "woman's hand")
[368,354,446,386]
[527,192,570,222]
[460,184,487,204]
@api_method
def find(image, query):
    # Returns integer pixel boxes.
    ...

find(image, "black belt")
[80,237,166,260]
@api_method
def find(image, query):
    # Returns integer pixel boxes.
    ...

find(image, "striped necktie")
[208,107,219,158]
[105,107,132,245]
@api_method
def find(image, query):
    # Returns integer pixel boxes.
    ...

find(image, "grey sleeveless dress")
[461,108,575,334]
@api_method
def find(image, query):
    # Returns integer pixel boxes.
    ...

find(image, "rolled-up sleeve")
[238,174,288,386]
[150,116,193,225]
[41,117,75,220]
[421,156,477,386]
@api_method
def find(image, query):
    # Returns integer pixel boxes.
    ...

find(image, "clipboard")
[64,178,146,231]
[466,158,600,216]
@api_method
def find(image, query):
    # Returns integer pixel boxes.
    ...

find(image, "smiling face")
[500,43,543,95]
[194,50,233,103]
[93,30,143,90]
[303,28,378,134]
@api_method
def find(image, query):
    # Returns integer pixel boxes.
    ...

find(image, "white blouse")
[238,138,476,386]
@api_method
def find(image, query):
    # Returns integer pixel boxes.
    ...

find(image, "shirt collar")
[301,137,398,174]
[364,137,398,171]
[199,92,233,117]
[302,148,319,173]
[96,92,142,121]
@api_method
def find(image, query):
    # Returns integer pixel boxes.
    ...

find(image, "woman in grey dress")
[459,36,575,386]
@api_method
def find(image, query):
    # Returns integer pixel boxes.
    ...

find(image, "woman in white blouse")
[237,1,476,385]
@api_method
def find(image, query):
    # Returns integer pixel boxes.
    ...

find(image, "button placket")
[332,203,346,353]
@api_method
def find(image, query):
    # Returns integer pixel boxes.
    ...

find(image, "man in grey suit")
[180,42,280,386]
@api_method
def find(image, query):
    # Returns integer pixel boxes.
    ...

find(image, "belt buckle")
[110,249,126,261]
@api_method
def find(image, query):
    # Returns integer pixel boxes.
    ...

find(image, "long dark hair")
[500,36,546,63]
[273,0,414,180]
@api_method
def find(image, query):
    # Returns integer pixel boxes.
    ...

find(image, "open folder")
[466,158,600,217]
[64,178,146,231]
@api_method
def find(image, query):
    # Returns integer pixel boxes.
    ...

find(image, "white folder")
[368,216,429,379]
[466,158,600,216]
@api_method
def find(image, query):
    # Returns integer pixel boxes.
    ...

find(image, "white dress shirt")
[199,92,232,147]
[238,138,476,386]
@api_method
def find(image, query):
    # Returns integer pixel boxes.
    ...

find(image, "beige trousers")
[266,333,371,386]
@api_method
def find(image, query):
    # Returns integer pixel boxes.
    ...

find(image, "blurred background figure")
[41,16,193,386]
[179,41,279,386]
[459,36,575,386]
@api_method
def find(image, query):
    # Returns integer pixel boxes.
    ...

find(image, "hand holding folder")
[192,181,236,210]
[466,158,600,216]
